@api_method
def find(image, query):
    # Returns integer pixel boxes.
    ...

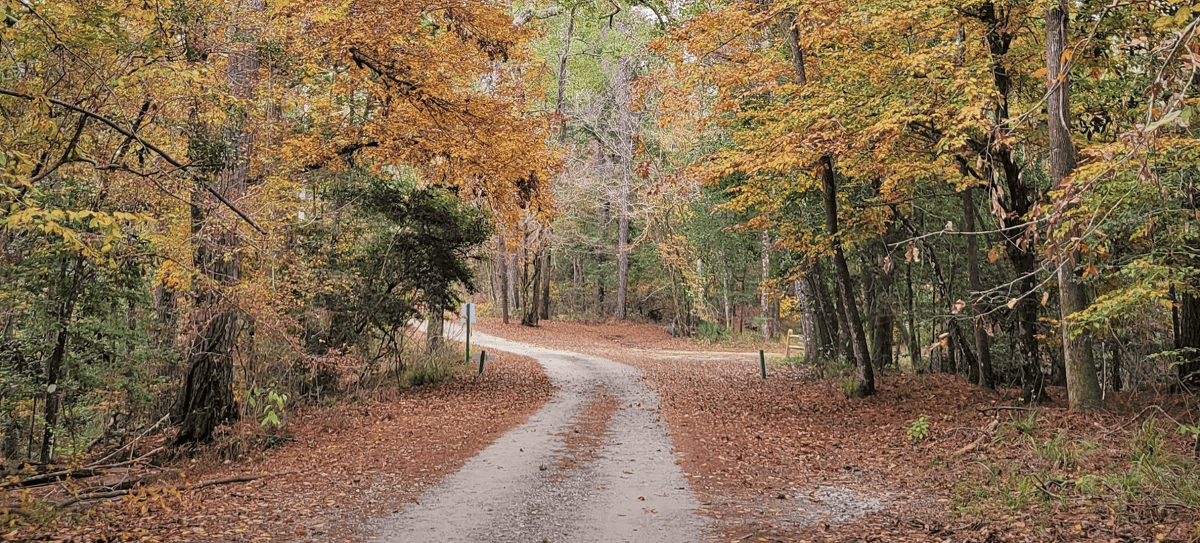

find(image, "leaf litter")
[9,317,1200,542]
[474,318,1200,543]
[3,351,554,542]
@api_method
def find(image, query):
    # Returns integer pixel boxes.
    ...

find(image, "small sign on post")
[461,303,476,365]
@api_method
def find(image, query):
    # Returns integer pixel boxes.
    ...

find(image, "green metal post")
[760,349,767,379]
[478,350,486,375]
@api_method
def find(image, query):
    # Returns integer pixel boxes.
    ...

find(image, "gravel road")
[373,325,703,542]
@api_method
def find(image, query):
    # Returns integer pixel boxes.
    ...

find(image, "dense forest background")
[2,0,1200,465]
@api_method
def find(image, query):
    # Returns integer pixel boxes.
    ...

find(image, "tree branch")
[0,88,266,234]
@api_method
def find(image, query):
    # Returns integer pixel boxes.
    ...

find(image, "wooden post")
[785,328,794,358]
[759,349,767,379]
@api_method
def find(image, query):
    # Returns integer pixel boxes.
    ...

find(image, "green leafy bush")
[907,415,931,443]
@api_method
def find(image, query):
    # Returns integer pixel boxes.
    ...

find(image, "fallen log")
[56,470,300,509]
[3,447,165,489]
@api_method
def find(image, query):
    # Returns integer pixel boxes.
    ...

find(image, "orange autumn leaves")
[279,0,560,223]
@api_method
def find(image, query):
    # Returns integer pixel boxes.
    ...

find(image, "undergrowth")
[951,413,1200,539]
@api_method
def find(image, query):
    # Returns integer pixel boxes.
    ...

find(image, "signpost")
[461,303,476,365]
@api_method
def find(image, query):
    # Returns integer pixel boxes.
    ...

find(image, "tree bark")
[173,0,261,444]
[760,231,774,338]
[974,2,1047,402]
[40,253,85,463]
[871,214,899,370]
[822,156,874,396]
[540,250,551,320]
[905,260,922,370]
[426,302,444,352]
[1178,291,1200,385]
[814,261,847,361]
[523,249,543,327]
[1047,0,1102,409]
[498,237,509,324]
[961,186,994,389]
[613,57,634,321]
[1109,340,1123,391]
[797,277,820,368]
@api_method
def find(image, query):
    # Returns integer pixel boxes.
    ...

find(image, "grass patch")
[951,414,1200,537]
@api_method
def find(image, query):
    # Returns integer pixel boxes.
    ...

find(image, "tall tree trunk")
[905,260,922,370]
[613,56,634,320]
[498,237,509,325]
[797,277,820,369]
[153,285,178,349]
[813,261,847,361]
[1048,0,1101,409]
[822,156,874,396]
[870,261,894,370]
[173,1,261,444]
[540,250,551,320]
[760,231,774,338]
[785,14,852,368]
[509,252,520,312]
[426,301,444,352]
[723,273,733,328]
[871,214,899,370]
[1109,340,1123,391]
[40,253,85,463]
[961,186,994,389]
[1178,292,1200,385]
[523,249,543,327]
[973,2,1047,403]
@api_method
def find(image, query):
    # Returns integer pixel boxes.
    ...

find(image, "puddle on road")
[792,485,885,524]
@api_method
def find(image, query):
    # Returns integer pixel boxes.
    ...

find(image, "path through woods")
[375,328,701,542]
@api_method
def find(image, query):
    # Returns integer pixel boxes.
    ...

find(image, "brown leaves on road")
[4,352,554,543]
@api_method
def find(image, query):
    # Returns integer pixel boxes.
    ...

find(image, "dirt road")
[374,326,702,542]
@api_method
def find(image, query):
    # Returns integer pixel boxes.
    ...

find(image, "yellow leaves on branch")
[281,0,559,224]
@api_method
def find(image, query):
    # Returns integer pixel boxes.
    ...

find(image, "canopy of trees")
[2,0,1199,463]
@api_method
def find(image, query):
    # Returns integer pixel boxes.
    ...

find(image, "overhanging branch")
[0,88,267,234]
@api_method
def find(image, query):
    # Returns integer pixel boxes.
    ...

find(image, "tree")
[1046,0,1102,409]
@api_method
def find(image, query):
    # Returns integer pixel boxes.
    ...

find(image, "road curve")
[372,325,703,543]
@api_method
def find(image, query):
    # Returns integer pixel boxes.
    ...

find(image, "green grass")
[951,415,1200,528]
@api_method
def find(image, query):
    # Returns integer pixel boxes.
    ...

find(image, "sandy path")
[373,325,702,542]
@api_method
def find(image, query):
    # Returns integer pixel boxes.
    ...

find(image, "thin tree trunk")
[822,156,874,396]
[1048,0,1101,409]
[40,253,85,463]
[813,261,846,361]
[905,260,922,370]
[153,285,178,349]
[760,230,773,338]
[1110,340,1123,391]
[613,57,633,320]
[498,237,509,324]
[509,252,520,312]
[961,186,994,389]
[540,250,551,320]
[723,273,732,328]
[871,215,899,370]
[798,278,820,368]
[523,249,543,327]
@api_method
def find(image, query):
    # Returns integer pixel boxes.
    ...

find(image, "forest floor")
[5,318,1200,542]
[2,350,556,542]
[468,318,1200,543]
